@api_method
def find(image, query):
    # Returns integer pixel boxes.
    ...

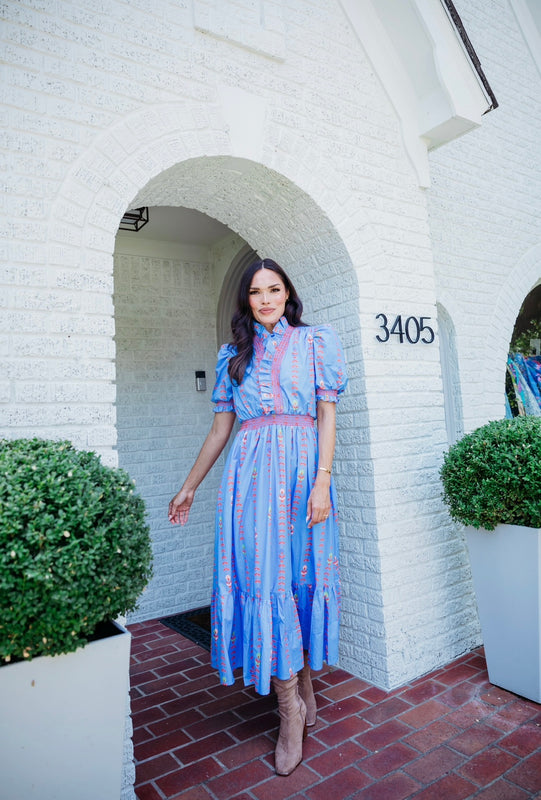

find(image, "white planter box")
[0,620,132,800]
[465,524,541,703]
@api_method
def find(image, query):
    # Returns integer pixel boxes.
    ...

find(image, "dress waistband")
[240,414,315,431]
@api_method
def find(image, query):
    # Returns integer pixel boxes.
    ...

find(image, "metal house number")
[376,314,435,344]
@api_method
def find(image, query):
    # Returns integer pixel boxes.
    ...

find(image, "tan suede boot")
[297,653,317,726]
[272,675,307,776]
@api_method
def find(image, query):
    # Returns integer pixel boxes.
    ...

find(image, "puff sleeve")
[313,325,348,403]
[212,344,235,413]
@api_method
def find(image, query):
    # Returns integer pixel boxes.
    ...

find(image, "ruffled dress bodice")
[212,317,347,421]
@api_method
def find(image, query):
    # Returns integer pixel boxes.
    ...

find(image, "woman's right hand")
[168,487,194,526]
[167,411,236,527]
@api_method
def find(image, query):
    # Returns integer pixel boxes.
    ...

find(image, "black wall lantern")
[119,207,149,232]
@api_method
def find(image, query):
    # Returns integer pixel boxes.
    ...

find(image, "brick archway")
[482,244,541,422]
[45,102,380,690]
[116,154,369,648]
[45,100,374,456]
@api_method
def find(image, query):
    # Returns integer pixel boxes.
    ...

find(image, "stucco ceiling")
[127,205,231,246]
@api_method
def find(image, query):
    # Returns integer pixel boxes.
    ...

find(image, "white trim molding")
[339,0,495,187]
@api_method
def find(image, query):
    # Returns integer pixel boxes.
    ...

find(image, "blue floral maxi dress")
[210,317,347,695]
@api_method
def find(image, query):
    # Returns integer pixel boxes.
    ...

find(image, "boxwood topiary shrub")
[0,438,153,663]
[440,416,541,531]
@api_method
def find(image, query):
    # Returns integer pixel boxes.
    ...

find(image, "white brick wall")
[113,237,227,621]
[3,0,537,706]
[429,0,541,431]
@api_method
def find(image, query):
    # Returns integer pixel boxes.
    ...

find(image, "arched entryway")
[111,157,369,669]
[46,95,380,681]
[482,245,541,423]
[506,281,541,416]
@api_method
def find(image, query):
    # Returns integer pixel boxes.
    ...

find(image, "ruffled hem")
[293,582,341,671]
[210,582,340,694]
[211,588,304,695]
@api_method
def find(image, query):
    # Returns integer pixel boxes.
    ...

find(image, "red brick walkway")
[129,619,541,800]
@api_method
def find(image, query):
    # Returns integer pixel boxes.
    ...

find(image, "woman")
[169,258,347,775]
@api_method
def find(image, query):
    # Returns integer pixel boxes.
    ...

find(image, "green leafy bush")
[440,417,541,530]
[510,320,541,356]
[0,438,153,663]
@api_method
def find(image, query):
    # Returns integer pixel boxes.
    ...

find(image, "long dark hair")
[228,258,305,384]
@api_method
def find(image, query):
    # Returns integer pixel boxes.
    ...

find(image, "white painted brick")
[0,382,11,403]
[2,0,537,705]
[427,15,541,423]
[113,247,220,622]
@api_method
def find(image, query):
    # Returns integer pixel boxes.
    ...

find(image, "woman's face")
[248,268,289,332]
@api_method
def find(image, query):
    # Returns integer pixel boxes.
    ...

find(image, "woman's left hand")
[306,482,331,528]
[307,400,335,528]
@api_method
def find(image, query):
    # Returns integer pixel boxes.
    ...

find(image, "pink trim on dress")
[240,414,314,431]
[316,388,338,402]
[272,325,294,414]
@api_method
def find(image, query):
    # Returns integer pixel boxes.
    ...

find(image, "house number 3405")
[376,314,435,344]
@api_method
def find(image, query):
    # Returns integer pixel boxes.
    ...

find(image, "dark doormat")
[161,605,211,651]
